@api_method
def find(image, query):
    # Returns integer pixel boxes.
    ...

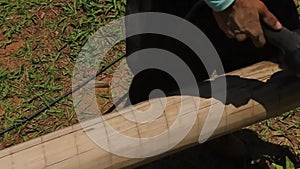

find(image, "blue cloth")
[204,0,235,11]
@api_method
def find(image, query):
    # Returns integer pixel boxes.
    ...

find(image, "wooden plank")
[1,61,300,169]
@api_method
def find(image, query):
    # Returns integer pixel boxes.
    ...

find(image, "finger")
[219,21,235,38]
[213,12,235,38]
[235,34,247,42]
[250,34,266,48]
[219,22,235,38]
[259,2,282,30]
[225,29,235,38]
[217,22,235,38]
[244,22,266,47]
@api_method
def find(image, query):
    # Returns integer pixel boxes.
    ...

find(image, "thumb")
[259,4,282,30]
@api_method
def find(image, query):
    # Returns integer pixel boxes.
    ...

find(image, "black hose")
[0,54,127,135]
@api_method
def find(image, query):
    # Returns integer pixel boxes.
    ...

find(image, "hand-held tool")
[263,26,300,75]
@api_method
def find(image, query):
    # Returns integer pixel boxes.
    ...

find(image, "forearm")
[203,0,235,11]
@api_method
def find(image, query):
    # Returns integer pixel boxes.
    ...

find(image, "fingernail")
[275,21,282,29]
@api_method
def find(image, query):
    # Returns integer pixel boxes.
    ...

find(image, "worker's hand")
[213,0,282,47]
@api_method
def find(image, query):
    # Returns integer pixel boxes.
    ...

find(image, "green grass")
[0,0,126,148]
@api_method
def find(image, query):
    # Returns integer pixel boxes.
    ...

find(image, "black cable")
[0,54,127,136]
[0,1,208,136]
[103,92,129,115]
[185,0,205,20]
[104,1,206,116]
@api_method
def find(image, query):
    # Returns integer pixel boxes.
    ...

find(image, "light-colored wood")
[1,61,300,169]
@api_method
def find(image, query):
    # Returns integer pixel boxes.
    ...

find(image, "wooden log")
[1,61,300,169]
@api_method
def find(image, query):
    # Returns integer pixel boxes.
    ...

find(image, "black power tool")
[186,1,300,76]
[263,26,300,75]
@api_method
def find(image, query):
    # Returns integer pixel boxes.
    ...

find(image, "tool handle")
[263,26,300,75]
[262,26,300,52]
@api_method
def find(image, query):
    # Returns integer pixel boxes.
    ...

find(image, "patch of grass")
[0,0,126,149]
[248,108,300,156]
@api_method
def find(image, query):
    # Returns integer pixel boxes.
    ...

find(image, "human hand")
[213,0,282,47]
